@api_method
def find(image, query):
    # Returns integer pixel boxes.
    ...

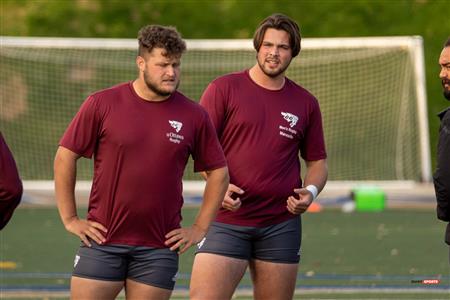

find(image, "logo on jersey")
[279,112,298,139]
[281,112,298,127]
[166,120,184,144]
[74,255,80,267]
[197,237,206,249]
[169,120,183,132]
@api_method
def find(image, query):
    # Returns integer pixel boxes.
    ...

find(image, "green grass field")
[1,207,449,299]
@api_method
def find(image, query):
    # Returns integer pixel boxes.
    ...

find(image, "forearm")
[303,159,328,193]
[54,147,79,227]
[193,167,229,232]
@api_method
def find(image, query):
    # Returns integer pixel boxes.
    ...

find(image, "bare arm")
[194,167,229,232]
[165,166,229,254]
[303,159,328,193]
[200,171,244,212]
[54,146,107,246]
[287,159,328,214]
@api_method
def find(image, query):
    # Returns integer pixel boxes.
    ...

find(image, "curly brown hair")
[138,25,186,57]
[253,14,301,58]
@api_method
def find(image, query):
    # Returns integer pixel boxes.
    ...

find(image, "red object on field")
[307,202,323,213]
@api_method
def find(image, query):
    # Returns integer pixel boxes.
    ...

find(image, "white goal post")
[1,36,431,196]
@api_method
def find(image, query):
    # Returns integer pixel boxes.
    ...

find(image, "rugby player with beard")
[190,14,328,300]
[54,25,228,300]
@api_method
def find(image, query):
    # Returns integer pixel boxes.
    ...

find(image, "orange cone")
[307,202,323,213]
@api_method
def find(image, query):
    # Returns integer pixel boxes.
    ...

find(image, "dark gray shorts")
[196,217,301,263]
[72,241,178,290]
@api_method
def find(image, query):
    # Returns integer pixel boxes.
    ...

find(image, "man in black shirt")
[434,37,450,262]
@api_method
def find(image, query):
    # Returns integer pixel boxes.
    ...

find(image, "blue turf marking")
[1,272,449,281]
[1,284,450,292]
[2,272,449,293]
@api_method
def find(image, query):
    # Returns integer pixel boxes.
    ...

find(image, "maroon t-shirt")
[0,132,23,230]
[200,70,327,227]
[60,82,226,247]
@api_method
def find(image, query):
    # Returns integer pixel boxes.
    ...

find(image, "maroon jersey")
[200,70,326,227]
[0,132,22,230]
[60,82,226,247]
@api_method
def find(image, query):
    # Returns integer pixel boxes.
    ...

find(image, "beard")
[443,80,450,100]
[257,55,291,78]
[143,71,179,97]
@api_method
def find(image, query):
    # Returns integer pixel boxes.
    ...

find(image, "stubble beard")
[443,80,450,100]
[143,71,179,97]
[257,55,291,78]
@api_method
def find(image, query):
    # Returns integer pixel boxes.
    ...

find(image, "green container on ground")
[353,185,386,212]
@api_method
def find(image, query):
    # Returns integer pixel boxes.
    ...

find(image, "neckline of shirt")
[244,69,288,93]
[128,81,175,104]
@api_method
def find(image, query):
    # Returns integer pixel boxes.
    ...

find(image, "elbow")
[0,179,23,203]
[436,194,450,222]
[437,204,450,222]
[13,182,23,202]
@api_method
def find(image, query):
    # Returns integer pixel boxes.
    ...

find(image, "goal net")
[0,36,430,184]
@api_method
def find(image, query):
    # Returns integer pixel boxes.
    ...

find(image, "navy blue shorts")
[72,241,178,290]
[195,217,301,263]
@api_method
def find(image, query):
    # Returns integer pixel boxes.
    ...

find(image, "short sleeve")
[0,132,22,229]
[300,99,327,161]
[0,132,22,200]
[192,109,227,172]
[59,95,101,158]
[199,82,227,138]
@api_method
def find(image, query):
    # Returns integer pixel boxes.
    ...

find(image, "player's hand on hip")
[165,224,206,254]
[65,216,107,247]
[222,183,244,212]
[286,188,314,215]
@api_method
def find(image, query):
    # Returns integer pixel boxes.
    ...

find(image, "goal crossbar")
[1,36,431,182]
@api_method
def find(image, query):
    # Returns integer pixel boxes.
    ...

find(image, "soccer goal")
[0,36,430,192]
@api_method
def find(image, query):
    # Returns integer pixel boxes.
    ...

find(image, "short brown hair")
[137,25,186,57]
[253,13,301,57]
[445,37,450,47]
